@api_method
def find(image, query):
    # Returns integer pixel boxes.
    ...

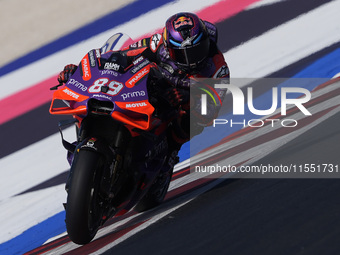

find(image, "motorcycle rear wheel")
[65,150,103,244]
[134,168,172,212]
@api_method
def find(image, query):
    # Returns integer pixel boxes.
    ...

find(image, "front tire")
[65,150,103,244]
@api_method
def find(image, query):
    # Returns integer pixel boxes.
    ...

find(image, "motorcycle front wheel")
[65,150,104,244]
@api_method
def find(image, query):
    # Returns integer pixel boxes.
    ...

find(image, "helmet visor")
[169,37,210,67]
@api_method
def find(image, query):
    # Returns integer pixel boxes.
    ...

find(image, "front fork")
[58,118,79,157]
[58,118,125,196]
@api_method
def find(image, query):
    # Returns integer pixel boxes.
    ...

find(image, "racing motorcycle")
[49,34,177,244]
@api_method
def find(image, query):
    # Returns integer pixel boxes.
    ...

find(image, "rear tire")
[134,168,172,212]
[65,150,103,244]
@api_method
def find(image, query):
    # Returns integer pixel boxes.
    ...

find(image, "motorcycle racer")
[58,12,230,198]
[120,12,230,172]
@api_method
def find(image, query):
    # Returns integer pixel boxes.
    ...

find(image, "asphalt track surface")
[100,2,340,253]
[103,112,340,255]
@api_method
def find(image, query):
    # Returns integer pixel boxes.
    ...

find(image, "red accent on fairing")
[49,87,89,115]
[81,54,92,81]
[112,100,155,130]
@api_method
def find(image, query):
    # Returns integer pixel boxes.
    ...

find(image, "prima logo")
[121,90,146,100]
[68,79,87,91]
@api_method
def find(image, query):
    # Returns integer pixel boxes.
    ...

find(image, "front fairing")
[50,50,156,130]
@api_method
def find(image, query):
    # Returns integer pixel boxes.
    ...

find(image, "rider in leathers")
[58,12,230,181]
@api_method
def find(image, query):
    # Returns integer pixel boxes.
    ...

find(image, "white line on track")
[246,0,287,10]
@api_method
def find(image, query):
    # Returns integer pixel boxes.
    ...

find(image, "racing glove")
[165,87,190,108]
[57,64,78,84]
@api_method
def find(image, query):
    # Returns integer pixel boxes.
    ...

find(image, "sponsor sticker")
[104,62,120,71]
[173,16,193,30]
[81,138,98,150]
[131,58,150,74]
[62,88,80,99]
[81,54,92,81]
[133,56,144,65]
[214,65,229,78]
[68,78,88,91]
[121,90,146,100]
[126,66,150,88]
[150,34,162,52]
[125,102,148,108]
[88,50,96,67]
[101,70,118,76]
